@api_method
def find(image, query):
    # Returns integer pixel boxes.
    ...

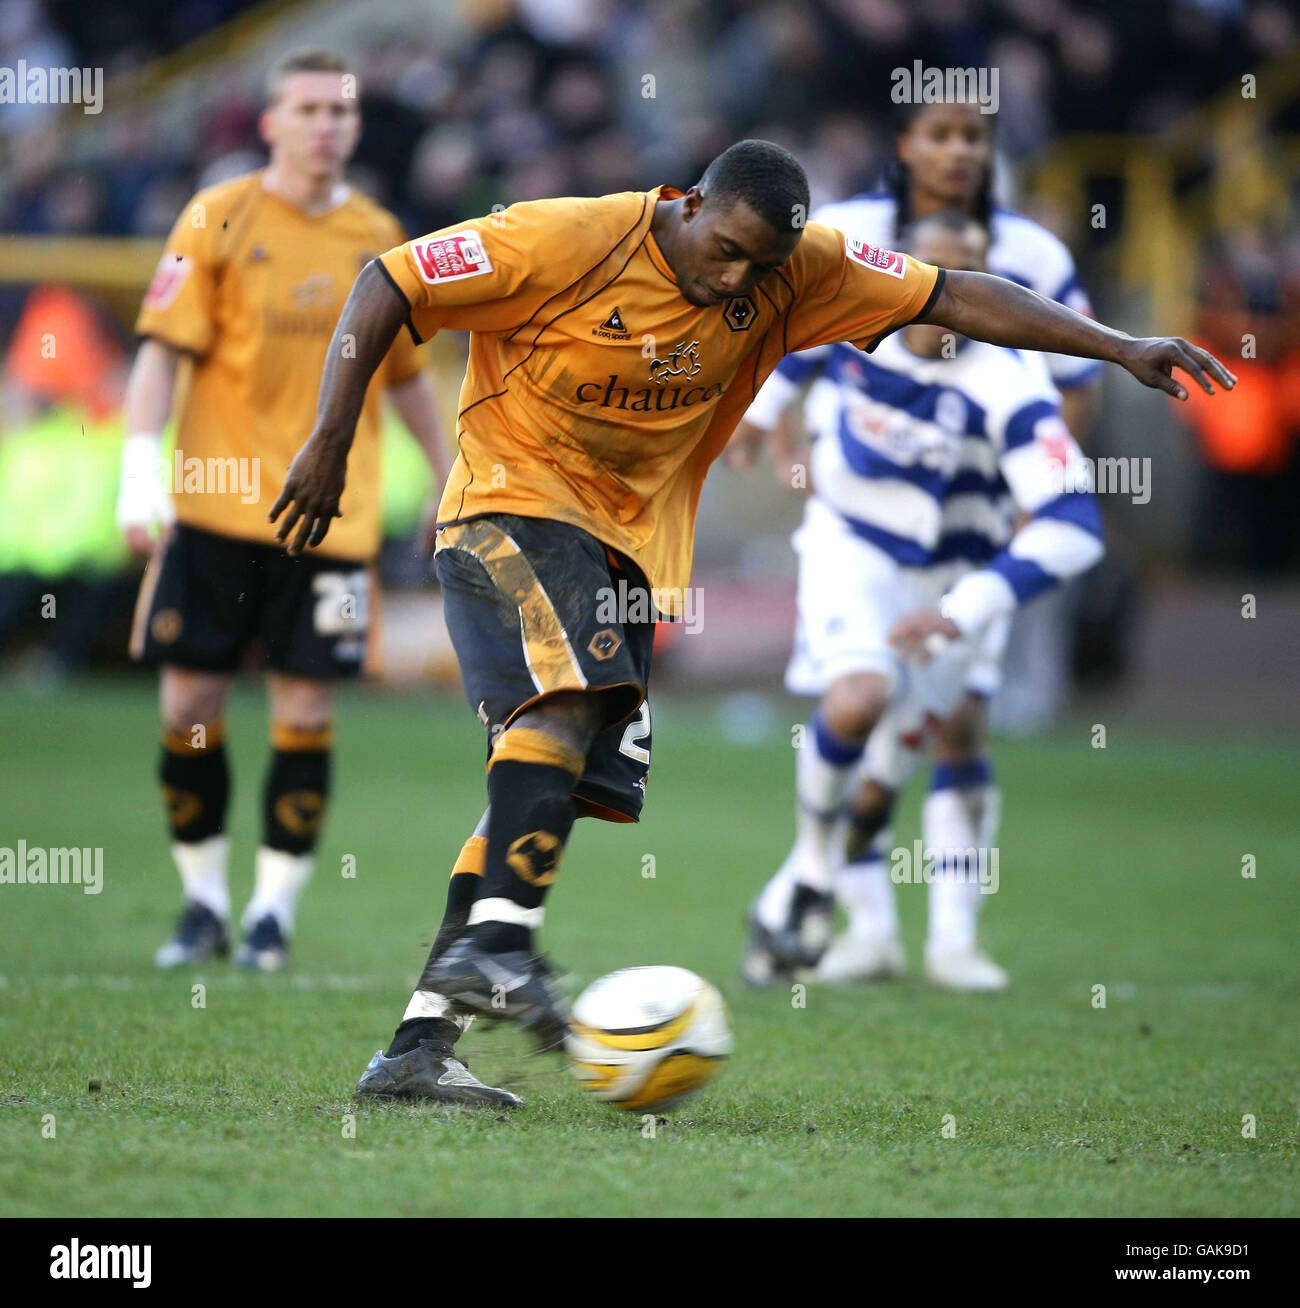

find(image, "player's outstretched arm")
[271,261,408,555]
[919,270,1237,401]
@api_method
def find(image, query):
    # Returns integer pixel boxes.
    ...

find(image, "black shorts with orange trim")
[435,513,654,823]
[132,523,372,679]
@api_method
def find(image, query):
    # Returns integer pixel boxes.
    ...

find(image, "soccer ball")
[566,966,733,1111]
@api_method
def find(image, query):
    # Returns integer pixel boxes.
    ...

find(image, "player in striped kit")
[731,102,1102,990]
[739,207,1105,990]
[801,102,1103,428]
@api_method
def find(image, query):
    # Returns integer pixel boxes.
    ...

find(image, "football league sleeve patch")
[135,207,218,355]
[378,215,534,341]
[785,225,943,356]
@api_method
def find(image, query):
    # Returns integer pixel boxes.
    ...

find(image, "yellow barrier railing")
[1024,44,1300,333]
[0,237,163,325]
[0,237,161,288]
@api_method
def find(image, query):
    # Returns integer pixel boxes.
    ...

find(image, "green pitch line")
[0,680,1295,1217]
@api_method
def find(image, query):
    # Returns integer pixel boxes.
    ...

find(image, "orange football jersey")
[379,185,940,602]
[136,171,423,560]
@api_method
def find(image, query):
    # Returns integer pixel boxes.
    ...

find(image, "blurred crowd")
[0,0,1298,680]
[3,0,1294,241]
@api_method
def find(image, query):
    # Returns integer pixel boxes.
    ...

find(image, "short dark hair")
[898,208,987,253]
[267,47,352,103]
[698,139,809,236]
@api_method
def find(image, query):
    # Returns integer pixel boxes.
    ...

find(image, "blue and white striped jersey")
[747,329,1104,634]
[809,191,1100,388]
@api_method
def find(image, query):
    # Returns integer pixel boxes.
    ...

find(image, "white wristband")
[116,433,174,530]
[939,572,1016,637]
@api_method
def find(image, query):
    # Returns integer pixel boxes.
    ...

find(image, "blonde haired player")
[119,49,449,973]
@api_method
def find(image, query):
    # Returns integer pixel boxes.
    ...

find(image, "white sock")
[755,846,803,931]
[401,989,474,1034]
[467,898,544,929]
[925,761,1000,954]
[837,835,899,943]
[974,779,1002,850]
[172,835,230,920]
[242,846,313,935]
[755,714,864,930]
[791,713,866,892]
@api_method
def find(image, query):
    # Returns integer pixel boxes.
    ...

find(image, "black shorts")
[435,513,655,823]
[132,523,372,679]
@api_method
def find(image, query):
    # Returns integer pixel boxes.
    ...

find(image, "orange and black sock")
[159,721,229,843]
[431,831,487,957]
[472,728,586,954]
[263,722,332,855]
[391,831,489,1056]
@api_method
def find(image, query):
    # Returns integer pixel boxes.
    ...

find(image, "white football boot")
[924,944,1009,992]
[812,932,906,984]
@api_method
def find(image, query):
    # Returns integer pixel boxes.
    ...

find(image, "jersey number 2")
[312,570,370,636]
[619,701,651,764]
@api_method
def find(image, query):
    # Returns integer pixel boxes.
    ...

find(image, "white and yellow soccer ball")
[566,966,733,1111]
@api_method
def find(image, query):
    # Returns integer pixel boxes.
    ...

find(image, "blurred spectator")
[1181,221,1300,573]
[0,285,132,677]
[5,284,125,420]
[0,0,74,138]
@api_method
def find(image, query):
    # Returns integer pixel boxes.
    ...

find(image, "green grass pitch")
[1,680,1295,1217]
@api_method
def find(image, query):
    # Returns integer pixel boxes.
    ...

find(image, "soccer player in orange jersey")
[271,139,1233,1106]
[118,49,450,975]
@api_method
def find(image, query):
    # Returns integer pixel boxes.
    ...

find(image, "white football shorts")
[784,496,1010,713]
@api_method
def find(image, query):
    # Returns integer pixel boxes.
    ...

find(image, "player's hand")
[270,435,347,556]
[776,453,812,494]
[723,419,766,470]
[417,496,440,555]
[123,525,153,557]
[889,608,962,664]
[1114,337,1237,401]
[122,519,174,559]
